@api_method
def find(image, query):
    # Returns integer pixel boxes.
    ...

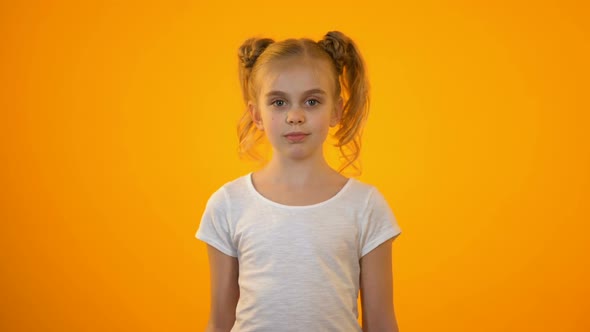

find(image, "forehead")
[256,57,336,97]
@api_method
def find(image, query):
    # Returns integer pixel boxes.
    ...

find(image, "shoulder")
[346,177,384,204]
[221,173,253,198]
[205,173,252,208]
[344,179,398,223]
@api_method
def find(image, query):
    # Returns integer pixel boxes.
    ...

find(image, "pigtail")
[318,31,370,174]
[238,38,274,103]
[237,37,274,161]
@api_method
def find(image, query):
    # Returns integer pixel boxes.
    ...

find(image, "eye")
[306,99,320,107]
[271,99,286,107]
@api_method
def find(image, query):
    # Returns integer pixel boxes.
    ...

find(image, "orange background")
[1,1,589,331]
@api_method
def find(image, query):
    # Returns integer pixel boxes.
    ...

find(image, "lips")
[284,132,309,142]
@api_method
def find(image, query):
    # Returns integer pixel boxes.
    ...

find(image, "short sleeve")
[195,187,238,257]
[359,187,402,257]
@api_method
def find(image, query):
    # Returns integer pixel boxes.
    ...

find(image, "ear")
[330,97,343,127]
[248,102,264,130]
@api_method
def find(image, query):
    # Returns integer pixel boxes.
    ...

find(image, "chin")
[283,147,321,161]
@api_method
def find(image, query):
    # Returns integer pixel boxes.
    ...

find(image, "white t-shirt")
[196,172,402,332]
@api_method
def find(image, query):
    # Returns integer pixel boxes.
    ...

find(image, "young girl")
[196,31,402,332]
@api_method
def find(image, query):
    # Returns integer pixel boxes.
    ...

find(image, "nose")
[286,108,305,125]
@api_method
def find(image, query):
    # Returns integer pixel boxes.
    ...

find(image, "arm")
[359,238,399,332]
[205,244,240,332]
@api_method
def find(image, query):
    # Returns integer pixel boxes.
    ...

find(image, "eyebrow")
[265,89,327,97]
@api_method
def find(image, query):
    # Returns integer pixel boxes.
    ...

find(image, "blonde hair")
[237,31,369,174]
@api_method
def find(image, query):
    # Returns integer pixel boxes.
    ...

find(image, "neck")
[260,152,338,186]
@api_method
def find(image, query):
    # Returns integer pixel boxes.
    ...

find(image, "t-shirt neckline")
[246,172,354,209]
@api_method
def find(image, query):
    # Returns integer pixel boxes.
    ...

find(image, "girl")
[196,31,402,332]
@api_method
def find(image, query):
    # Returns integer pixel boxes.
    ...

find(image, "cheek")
[269,114,279,126]
[263,114,281,132]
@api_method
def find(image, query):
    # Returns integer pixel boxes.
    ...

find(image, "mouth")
[284,132,309,142]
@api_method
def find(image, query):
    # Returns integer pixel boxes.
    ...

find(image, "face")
[249,57,342,161]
